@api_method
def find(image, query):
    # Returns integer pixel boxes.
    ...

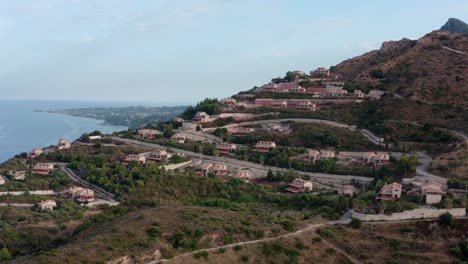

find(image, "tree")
[196,125,202,132]
[164,124,174,138]
[398,155,419,173]
[318,159,335,173]
[348,218,362,229]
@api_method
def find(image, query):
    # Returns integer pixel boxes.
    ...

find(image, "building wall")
[426,194,442,204]
[352,208,466,221]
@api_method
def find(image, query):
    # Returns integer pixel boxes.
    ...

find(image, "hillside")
[333,30,468,108]
[440,18,468,34]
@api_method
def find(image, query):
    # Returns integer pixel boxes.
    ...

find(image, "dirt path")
[320,237,362,264]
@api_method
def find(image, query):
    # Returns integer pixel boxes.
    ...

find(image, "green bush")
[193,250,209,260]
[439,212,454,227]
[240,255,249,262]
[348,218,363,229]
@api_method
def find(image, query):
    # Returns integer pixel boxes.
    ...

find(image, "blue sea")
[0,100,167,163]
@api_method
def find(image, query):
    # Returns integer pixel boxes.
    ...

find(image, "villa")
[38,200,57,211]
[192,112,210,123]
[171,133,186,144]
[194,162,214,176]
[148,150,172,162]
[28,148,43,158]
[213,163,228,176]
[62,186,95,203]
[57,138,71,150]
[339,185,357,196]
[32,163,54,175]
[137,129,161,139]
[254,141,276,153]
[377,182,402,201]
[299,149,320,163]
[216,142,237,155]
[362,152,390,166]
[353,90,364,98]
[8,170,26,180]
[421,183,444,205]
[0,175,5,185]
[123,154,146,165]
[286,178,313,193]
[368,90,385,100]
[221,98,237,108]
[235,168,252,182]
[320,150,335,160]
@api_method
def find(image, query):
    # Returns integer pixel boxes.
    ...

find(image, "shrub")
[146,227,161,238]
[240,255,249,262]
[348,218,363,229]
[233,245,242,251]
[280,220,296,232]
[312,237,322,243]
[438,212,454,227]
[193,251,209,260]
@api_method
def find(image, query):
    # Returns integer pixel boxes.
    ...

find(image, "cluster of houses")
[376,179,445,205]
[254,99,317,111]
[192,161,254,181]
[122,150,173,165]
[6,162,55,181]
[37,186,96,211]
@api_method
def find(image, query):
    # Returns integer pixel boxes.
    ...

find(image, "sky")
[0,0,467,104]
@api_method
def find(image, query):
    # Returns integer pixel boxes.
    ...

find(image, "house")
[368,90,385,100]
[254,99,316,111]
[171,133,186,144]
[89,135,102,140]
[339,185,357,196]
[299,149,320,163]
[0,175,5,185]
[38,200,57,211]
[229,127,254,136]
[254,141,276,153]
[362,152,390,166]
[310,67,329,77]
[320,150,335,160]
[353,90,364,98]
[8,170,26,180]
[137,129,161,139]
[192,112,210,123]
[235,169,252,182]
[377,182,402,201]
[28,148,43,158]
[213,163,228,176]
[148,150,172,162]
[421,183,444,205]
[235,102,248,109]
[221,98,237,108]
[32,163,54,175]
[291,70,305,78]
[62,187,95,203]
[286,178,313,193]
[57,138,71,150]
[194,162,214,176]
[123,154,146,165]
[216,143,237,155]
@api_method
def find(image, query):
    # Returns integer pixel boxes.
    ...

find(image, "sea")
[0,100,173,163]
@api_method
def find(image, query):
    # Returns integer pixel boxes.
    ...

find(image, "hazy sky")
[0,0,467,104]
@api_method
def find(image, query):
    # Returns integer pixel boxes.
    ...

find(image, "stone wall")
[352,208,466,221]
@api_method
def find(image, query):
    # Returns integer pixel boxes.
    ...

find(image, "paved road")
[112,137,373,185]
[55,163,117,203]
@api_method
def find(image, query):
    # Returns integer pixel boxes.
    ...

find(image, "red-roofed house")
[9,170,26,180]
[171,133,186,144]
[229,127,255,136]
[32,163,54,175]
[138,129,161,139]
[286,178,313,193]
[62,187,95,203]
[57,138,71,150]
[38,200,57,211]
[192,112,210,123]
[216,143,237,155]
[195,162,214,176]
[148,150,172,162]
[236,169,252,182]
[123,154,146,166]
[254,141,276,153]
[299,150,320,163]
[213,163,228,176]
[29,148,43,158]
[377,182,402,201]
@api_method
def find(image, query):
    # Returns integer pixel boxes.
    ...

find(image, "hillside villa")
[0,175,5,185]
[213,163,229,176]
[123,154,146,165]
[235,168,252,182]
[57,138,71,150]
[362,152,390,166]
[229,127,255,136]
[221,98,237,108]
[254,99,317,111]
[38,200,57,211]
[32,163,54,175]
[62,186,95,203]
[254,141,276,153]
[8,170,26,180]
[148,150,172,162]
[192,112,210,123]
[377,182,402,201]
[286,178,313,193]
[299,149,335,163]
[28,148,43,158]
[368,90,385,100]
[171,133,186,144]
[194,162,214,176]
[421,183,444,204]
[137,129,161,139]
[339,185,357,196]
[216,142,237,155]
